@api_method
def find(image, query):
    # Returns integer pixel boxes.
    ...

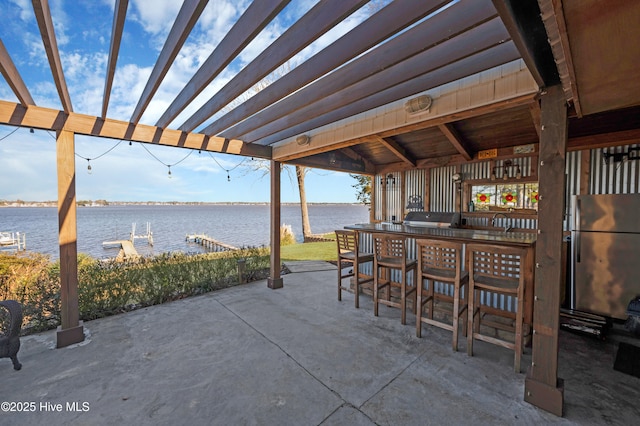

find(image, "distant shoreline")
[0,201,362,208]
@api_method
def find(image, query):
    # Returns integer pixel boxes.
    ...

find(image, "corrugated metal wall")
[429,166,457,212]
[590,144,640,195]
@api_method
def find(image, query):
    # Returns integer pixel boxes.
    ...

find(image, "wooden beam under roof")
[245,18,513,145]
[223,0,497,141]
[102,0,128,119]
[0,39,35,105]
[0,100,271,159]
[130,0,208,124]
[32,0,72,113]
[153,0,288,128]
[537,0,581,116]
[201,0,450,136]
[274,93,537,163]
[178,0,368,133]
[373,136,416,167]
[437,123,473,161]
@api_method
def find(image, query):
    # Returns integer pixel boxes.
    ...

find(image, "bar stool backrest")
[335,230,358,255]
[417,240,463,281]
[468,244,525,282]
[372,233,407,262]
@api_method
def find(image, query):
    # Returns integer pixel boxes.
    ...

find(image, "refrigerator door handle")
[576,198,581,263]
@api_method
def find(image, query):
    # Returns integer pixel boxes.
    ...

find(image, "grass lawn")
[280,233,337,262]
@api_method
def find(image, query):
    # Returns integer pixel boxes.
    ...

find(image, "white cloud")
[129,0,182,36]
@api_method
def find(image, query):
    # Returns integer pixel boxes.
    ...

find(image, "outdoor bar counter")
[345,222,537,327]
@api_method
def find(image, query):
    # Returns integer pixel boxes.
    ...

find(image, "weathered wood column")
[56,129,84,348]
[268,160,283,289]
[524,85,566,416]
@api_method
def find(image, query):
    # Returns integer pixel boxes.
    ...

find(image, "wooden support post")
[524,85,566,416]
[579,149,590,195]
[268,160,283,289]
[56,129,84,348]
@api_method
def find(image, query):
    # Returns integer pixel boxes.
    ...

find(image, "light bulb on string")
[167,165,172,179]
[87,159,92,174]
[226,170,230,182]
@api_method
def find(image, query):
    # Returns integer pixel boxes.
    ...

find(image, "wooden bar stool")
[466,243,528,373]
[372,233,417,325]
[415,239,468,351]
[335,230,374,308]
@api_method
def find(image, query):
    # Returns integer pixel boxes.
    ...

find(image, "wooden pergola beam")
[32,0,73,112]
[102,0,128,119]
[0,100,271,158]
[0,39,35,105]
[130,0,208,124]
[178,0,368,132]
[438,123,473,161]
[236,8,504,143]
[374,135,416,167]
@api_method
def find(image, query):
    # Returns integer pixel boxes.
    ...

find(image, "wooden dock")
[102,240,140,260]
[0,232,26,253]
[186,234,238,252]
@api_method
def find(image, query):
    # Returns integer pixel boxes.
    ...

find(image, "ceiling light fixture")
[404,94,432,114]
[296,134,311,146]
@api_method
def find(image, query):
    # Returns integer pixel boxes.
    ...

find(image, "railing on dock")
[186,234,238,252]
[130,222,153,246]
[0,232,26,253]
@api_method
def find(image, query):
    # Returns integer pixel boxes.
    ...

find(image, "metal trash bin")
[625,296,640,336]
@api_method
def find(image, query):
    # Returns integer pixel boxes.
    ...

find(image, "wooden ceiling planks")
[437,123,473,161]
[32,0,72,113]
[259,40,521,146]
[204,0,451,137]
[154,0,290,129]
[177,0,368,133]
[130,0,209,124]
[102,0,129,119]
[0,39,35,106]
[225,0,499,142]
[241,16,510,144]
[373,136,417,167]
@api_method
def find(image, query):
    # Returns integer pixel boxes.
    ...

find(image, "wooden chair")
[372,233,417,325]
[335,230,374,308]
[466,243,528,373]
[415,239,468,351]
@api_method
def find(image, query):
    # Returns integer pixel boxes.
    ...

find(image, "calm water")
[0,204,369,260]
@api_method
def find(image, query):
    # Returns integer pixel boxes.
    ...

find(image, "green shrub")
[0,246,270,334]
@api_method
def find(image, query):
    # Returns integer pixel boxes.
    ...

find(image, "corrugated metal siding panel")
[430,166,456,212]
[374,176,383,221]
[387,171,403,221]
[405,169,426,212]
[591,144,640,195]
[564,151,581,231]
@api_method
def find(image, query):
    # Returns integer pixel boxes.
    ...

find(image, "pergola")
[1,0,639,417]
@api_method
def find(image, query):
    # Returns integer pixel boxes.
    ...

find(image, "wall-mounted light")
[296,134,311,146]
[452,173,462,183]
[491,160,521,181]
[404,94,432,114]
[380,173,396,187]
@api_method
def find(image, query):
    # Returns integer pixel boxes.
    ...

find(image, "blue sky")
[0,0,373,203]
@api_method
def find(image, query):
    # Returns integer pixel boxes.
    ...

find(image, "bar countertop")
[344,223,537,247]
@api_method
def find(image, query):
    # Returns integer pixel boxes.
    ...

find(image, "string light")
[140,144,193,179]
[208,152,247,182]
[87,159,92,174]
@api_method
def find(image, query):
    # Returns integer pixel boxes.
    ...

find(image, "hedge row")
[0,247,270,334]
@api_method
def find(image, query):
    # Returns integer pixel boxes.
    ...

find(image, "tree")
[350,174,372,205]
[296,166,313,241]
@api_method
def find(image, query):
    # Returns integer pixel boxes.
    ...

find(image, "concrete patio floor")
[2,261,639,425]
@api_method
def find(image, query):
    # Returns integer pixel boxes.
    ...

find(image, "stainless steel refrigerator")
[572,194,640,320]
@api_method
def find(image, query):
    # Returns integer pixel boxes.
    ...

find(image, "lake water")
[0,204,370,260]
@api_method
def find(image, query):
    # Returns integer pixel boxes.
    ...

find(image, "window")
[470,182,539,212]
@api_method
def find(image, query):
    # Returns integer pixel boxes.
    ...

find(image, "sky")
[0,0,375,203]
